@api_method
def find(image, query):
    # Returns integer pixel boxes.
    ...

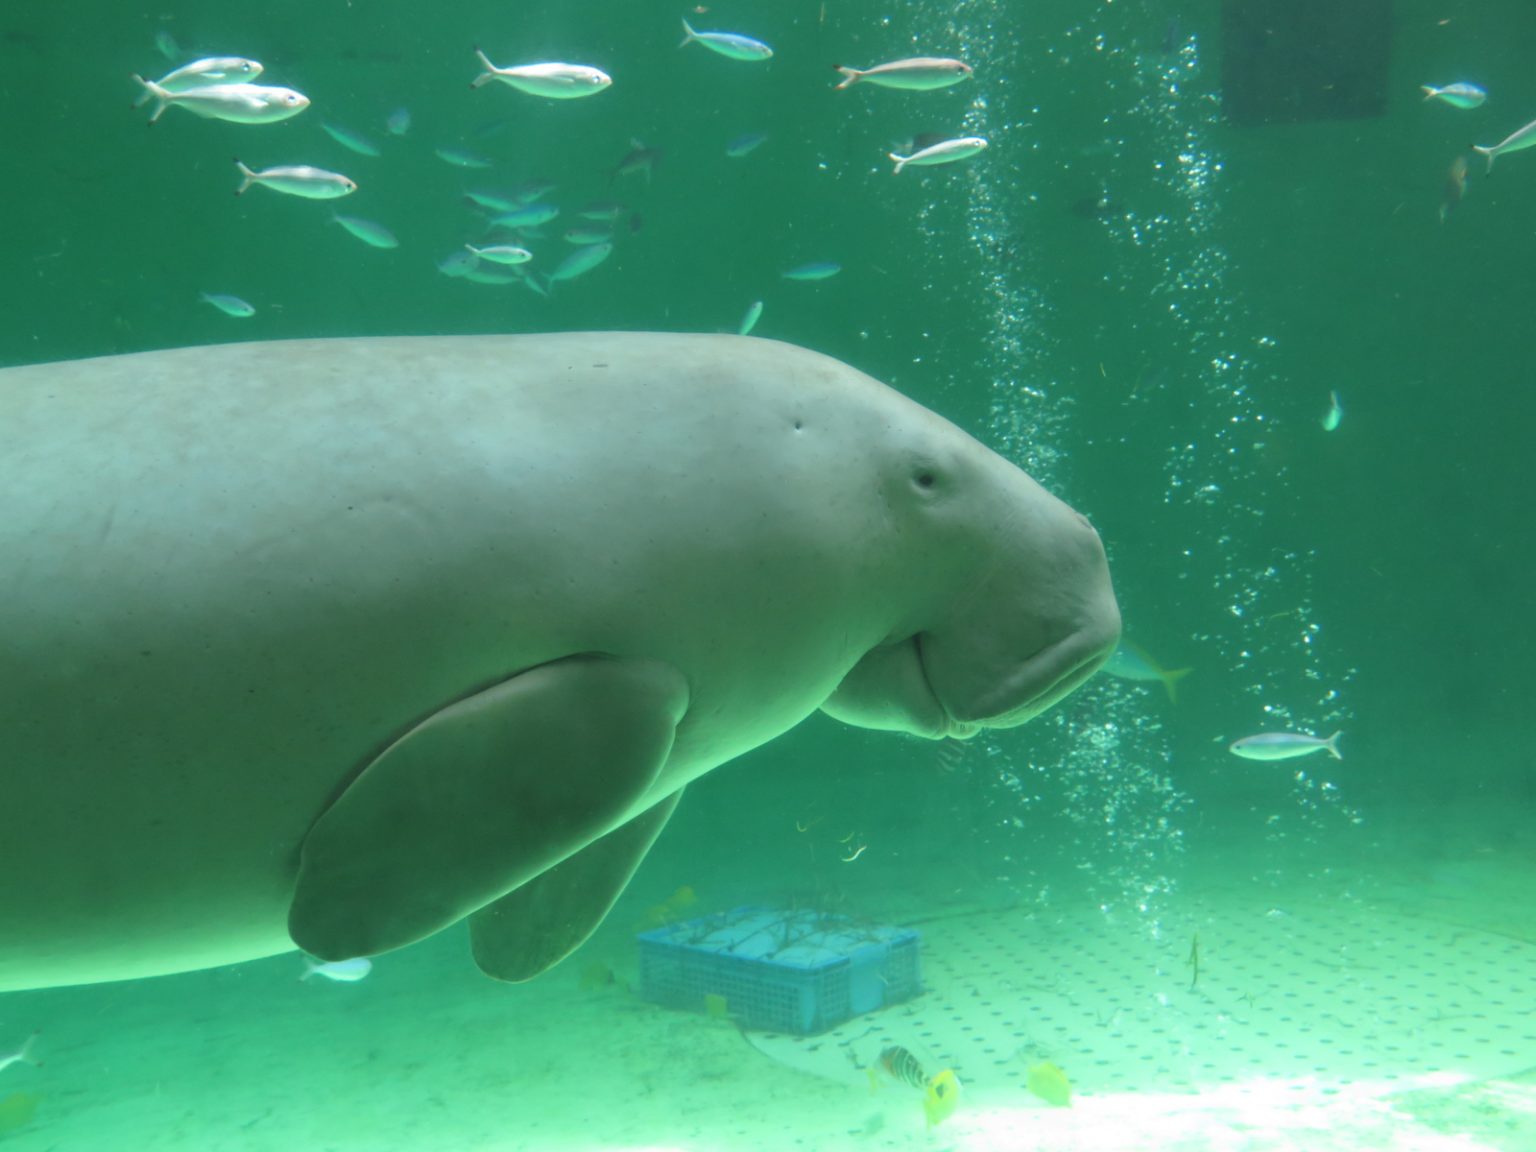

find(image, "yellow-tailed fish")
[1101,639,1191,702]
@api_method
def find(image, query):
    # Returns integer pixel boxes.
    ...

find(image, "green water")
[3,1,1534,1148]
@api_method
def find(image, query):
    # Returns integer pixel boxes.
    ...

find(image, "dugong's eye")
[913,470,937,490]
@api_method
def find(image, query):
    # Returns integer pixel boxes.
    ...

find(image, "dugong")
[0,333,1118,992]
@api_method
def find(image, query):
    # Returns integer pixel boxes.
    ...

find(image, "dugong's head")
[821,425,1121,740]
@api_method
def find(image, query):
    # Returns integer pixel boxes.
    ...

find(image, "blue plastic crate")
[637,906,922,1035]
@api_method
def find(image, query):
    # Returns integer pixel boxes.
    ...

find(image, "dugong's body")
[0,333,1118,992]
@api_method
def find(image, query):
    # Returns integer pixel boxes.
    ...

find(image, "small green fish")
[739,300,763,335]
[1321,390,1343,431]
[463,190,521,213]
[199,292,255,318]
[563,225,613,245]
[1420,82,1486,109]
[679,18,773,62]
[726,132,767,158]
[321,122,381,158]
[332,214,398,249]
[548,242,614,283]
[234,160,356,199]
[613,139,662,183]
[435,147,493,169]
[490,203,559,229]
[575,200,629,223]
[781,261,841,281]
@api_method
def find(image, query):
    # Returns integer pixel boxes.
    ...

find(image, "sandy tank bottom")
[0,833,1532,1152]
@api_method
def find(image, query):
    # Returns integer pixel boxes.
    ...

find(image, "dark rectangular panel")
[1221,0,1394,125]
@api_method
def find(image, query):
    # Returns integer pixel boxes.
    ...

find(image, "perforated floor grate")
[743,892,1536,1134]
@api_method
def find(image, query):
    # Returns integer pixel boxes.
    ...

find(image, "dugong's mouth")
[920,630,1114,736]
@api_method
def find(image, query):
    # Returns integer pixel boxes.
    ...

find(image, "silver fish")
[234,160,356,199]
[889,135,988,174]
[1473,117,1536,171]
[470,49,612,98]
[835,57,972,91]
[1229,732,1342,762]
[679,19,772,61]
[153,56,264,92]
[465,243,533,265]
[132,77,308,125]
[301,956,372,982]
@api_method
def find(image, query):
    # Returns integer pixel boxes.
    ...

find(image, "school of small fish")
[131,27,984,319]
[131,29,1518,776]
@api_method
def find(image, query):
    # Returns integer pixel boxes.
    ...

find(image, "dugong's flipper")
[470,790,682,982]
[288,654,690,962]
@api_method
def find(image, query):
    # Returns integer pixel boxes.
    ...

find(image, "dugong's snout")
[920,503,1121,733]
